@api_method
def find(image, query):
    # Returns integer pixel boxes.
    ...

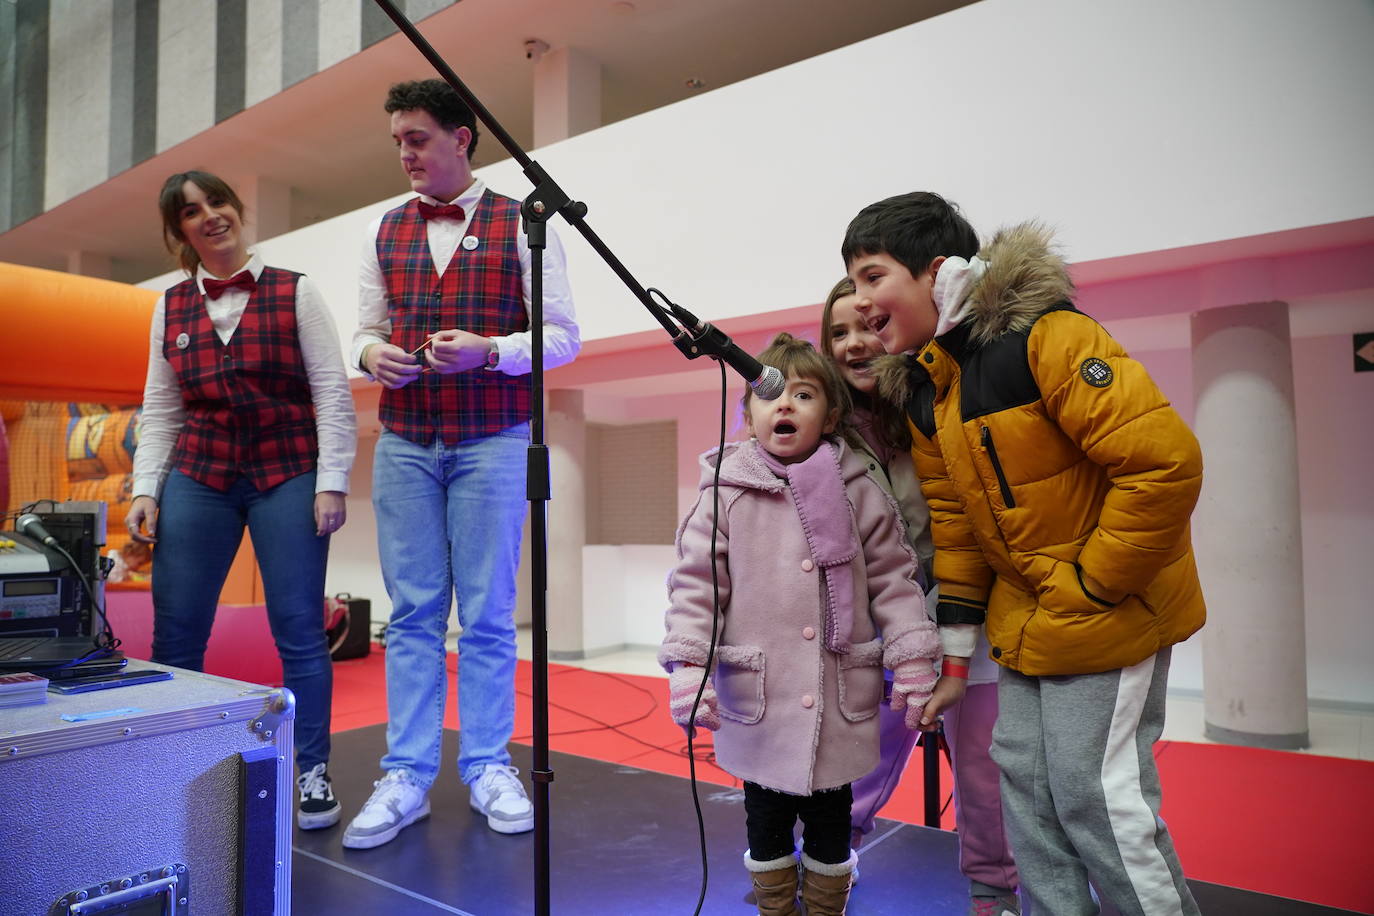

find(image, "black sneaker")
[297,762,341,829]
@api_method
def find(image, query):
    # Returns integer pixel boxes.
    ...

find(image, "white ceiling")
[0,0,971,282]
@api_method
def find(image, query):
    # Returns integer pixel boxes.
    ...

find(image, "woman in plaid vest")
[343,79,580,850]
[127,170,357,832]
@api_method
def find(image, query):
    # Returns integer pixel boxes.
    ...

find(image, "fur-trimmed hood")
[873,221,1074,405]
[962,221,1074,345]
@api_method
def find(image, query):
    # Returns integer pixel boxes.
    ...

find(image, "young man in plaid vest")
[344,79,581,849]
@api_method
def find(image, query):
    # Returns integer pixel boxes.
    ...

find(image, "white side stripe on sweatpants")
[1101,653,1185,916]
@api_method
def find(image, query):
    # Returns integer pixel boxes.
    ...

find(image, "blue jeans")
[372,425,528,787]
[151,469,332,770]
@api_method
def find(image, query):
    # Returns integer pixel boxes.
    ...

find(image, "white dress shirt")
[349,178,581,375]
[132,253,357,500]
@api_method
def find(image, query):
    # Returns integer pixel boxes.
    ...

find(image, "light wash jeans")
[152,469,332,770]
[372,425,528,787]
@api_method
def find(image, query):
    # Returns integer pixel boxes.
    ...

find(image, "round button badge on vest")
[801,695,815,709]
[462,235,480,250]
[800,559,814,572]
[802,626,816,640]
[175,332,190,349]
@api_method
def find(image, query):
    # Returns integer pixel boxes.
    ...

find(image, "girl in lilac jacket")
[660,333,965,915]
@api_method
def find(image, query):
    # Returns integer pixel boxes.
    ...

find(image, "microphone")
[680,317,785,401]
[16,513,59,547]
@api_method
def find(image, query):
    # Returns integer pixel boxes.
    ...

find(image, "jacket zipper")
[981,426,1016,508]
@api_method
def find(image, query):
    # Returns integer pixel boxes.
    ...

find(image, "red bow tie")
[203,271,256,300]
[417,200,466,221]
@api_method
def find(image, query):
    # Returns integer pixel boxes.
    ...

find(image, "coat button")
[991,646,1002,658]
[924,351,934,363]
[801,559,814,572]
[802,626,816,640]
[801,695,815,708]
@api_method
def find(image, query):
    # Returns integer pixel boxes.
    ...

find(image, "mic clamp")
[670,306,786,400]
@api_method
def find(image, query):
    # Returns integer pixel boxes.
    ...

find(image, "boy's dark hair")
[385,79,480,160]
[819,277,911,453]
[841,191,979,277]
[743,332,852,431]
[158,170,245,276]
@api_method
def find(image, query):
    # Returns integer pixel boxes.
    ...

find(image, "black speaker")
[325,593,372,661]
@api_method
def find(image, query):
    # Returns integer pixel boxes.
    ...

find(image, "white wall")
[143,0,1374,347]
[582,545,677,654]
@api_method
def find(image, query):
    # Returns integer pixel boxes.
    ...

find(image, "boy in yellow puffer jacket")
[842,191,1204,916]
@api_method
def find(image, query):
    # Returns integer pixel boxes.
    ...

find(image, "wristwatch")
[485,339,500,369]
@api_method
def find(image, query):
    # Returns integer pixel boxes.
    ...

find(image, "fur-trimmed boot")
[744,851,801,916]
[800,850,857,916]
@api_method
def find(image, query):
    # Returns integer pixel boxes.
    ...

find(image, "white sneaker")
[342,770,430,849]
[468,764,534,834]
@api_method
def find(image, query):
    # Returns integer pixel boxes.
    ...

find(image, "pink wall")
[1291,334,1374,702]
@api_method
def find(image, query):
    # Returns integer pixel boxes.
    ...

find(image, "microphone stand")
[369,3,772,912]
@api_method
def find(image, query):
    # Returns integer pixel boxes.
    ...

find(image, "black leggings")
[743,781,852,865]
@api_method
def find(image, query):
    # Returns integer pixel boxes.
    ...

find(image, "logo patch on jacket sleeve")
[1080,357,1113,388]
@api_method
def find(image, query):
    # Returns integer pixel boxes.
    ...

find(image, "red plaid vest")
[376,191,530,446]
[163,267,318,492]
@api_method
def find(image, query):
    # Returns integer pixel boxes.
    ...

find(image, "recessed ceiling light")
[684,78,705,90]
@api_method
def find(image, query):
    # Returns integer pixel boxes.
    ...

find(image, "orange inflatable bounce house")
[0,261,266,604]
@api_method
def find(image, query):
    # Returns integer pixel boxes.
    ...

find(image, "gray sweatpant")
[991,649,1200,916]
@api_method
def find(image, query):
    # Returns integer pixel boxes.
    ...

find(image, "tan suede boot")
[799,850,857,916]
[744,851,801,916]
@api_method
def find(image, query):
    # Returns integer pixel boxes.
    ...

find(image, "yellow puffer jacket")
[877,224,1205,676]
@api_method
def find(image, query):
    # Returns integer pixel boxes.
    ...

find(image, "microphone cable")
[684,357,730,916]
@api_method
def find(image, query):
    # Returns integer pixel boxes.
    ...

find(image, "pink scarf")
[758,440,859,654]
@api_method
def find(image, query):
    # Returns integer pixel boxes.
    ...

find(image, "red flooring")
[327,649,1374,913]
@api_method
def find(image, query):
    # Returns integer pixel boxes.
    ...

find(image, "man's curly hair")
[385,79,480,159]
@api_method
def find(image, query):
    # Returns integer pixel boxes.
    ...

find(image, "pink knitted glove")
[668,664,720,733]
[890,658,938,730]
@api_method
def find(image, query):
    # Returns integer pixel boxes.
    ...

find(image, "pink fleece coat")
[660,437,940,796]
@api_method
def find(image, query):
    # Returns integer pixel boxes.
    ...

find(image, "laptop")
[0,636,120,674]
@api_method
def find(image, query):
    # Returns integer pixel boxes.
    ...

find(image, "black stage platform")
[292,725,1359,915]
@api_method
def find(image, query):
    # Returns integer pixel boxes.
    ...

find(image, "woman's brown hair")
[157,170,245,276]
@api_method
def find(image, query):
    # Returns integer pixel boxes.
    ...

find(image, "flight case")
[0,662,294,915]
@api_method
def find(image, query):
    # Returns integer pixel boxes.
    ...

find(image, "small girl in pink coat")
[660,333,969,915]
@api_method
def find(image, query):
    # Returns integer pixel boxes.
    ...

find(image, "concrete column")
[155,0,216,154]
[244,0,285,108]
[236,175,292,245]
[546,389,588,658]
[532,46,602,149]
[46,0,113,209]
[1191,301,1309,748]
[65,250,112,279]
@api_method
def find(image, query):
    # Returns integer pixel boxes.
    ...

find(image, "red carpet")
[330,650,1374,914]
